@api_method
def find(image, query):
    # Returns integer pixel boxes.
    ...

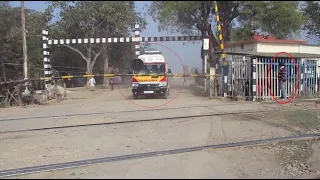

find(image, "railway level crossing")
[41,2,226,97]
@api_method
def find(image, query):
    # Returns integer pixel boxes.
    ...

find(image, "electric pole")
[21,1,28,80]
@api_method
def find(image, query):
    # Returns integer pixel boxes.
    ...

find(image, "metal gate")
[301,59,318,96]
[222,55,319,101]
[228,56,252,99]
[254,57,318,100]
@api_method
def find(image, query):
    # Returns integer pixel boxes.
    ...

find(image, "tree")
[302,1,320,41]
[149,1,242,66]
[0,2,48,81]
[232,1,305,41]
[46,1,146,77]
[149,1,305,65]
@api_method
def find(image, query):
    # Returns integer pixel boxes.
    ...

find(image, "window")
[139,64,165,74]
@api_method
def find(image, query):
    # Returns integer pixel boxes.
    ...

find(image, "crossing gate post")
[203,38,210,96]
[42,24,211,97]
[300,59,304,96]
[134,24,141,57]
[252,57,257,101]
[42,29,51,90]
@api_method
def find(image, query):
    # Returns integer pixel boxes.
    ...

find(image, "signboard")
[203,38,209,50]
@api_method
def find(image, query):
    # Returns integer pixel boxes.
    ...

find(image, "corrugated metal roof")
[215,51,320,58]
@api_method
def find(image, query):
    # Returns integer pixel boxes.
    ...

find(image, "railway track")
[0,108,310,134]
[1,133,319,178]
[0,103,245,122]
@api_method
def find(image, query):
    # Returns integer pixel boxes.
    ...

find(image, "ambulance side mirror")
[168,69,172,73]
[131,58,144,72]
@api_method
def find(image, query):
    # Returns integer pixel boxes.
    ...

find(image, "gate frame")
[216,51,320,101]
[220,51,320,101]
[41,2,227,96]
[42,26,207,88]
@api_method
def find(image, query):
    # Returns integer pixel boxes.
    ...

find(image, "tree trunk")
[207,24,218,67]
[206,25,221,97]
[86,60,92,74]
[1,58,6,82]
[86,58,93,87]
[102,45,109,86]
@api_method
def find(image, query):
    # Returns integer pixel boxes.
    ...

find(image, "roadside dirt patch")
[283,110,320,132]
[209,139,320,179]
[231,109,320,134]
[271,139,320,178]
[219,111,320,178]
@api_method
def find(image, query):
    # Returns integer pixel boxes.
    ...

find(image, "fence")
[21,55,320,102]
[222,55,319,101]
[229,56,252,99]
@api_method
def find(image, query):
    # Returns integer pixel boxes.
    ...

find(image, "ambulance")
[131,51,171,99]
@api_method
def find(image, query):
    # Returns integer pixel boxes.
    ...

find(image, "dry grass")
[276,140,314,165]
[284,110,320,130]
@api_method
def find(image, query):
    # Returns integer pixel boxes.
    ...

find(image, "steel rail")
[0,108,307,134]
[0,102,249,122]
[1,133,319,178]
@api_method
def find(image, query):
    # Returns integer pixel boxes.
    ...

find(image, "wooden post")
[16,86,23,107]
[4,89,9,107]
[54,80,59,102]
[209,67,216,98]
[63,82,67,98]
[30,85,35,105]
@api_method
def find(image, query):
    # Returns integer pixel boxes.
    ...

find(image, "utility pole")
[21,1,28,80]
[21,1,31,97]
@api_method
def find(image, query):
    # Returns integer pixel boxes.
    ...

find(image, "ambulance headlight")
[132,83,139,87]
[159,82,167,86]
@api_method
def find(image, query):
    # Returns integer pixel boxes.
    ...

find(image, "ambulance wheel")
[161,91,168,99]
[133,94,138,99]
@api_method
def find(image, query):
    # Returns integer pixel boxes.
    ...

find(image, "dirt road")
[0,79,319,179]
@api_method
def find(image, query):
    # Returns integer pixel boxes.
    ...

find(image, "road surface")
[0,78,319,179]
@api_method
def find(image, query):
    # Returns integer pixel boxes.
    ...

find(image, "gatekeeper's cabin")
[215,35,320,101]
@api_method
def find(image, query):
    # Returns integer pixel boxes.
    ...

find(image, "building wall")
[225,41,320,56]
[224,43,257,54]
[299,45,320,55]
[257,42,301,53]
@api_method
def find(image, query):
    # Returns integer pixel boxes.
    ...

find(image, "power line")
[3,63,91,70]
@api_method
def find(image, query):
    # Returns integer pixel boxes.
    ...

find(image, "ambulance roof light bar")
[143,51,162,55]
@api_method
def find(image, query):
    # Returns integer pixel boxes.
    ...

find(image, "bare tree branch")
[91,47,103,67]
[96,19,106,30]
[191,12,200,24]
[91,21,95,38]
[62,44,88,62]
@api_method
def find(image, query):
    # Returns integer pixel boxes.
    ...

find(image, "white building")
[223,35,320,60]
[214,35,320,99]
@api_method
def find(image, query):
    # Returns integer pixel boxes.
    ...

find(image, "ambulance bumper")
[132,84,168,95]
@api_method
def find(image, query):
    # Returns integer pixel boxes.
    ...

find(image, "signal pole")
[21,1,28,80]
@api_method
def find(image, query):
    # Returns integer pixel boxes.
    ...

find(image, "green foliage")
[148,1,243,65]
[149,1,203,35]
[234,1,305,41]
[150,1,306,43]
[302,1,320,41]
[46,1,146,74]
[149,1,241,41]
[0,3,48,81]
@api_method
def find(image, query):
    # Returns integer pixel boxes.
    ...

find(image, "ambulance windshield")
[138,64,165,74]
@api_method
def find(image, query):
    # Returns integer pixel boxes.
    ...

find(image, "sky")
[10,1,314,74]
[10,1,202,74]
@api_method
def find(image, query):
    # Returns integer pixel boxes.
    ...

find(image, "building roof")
[216,51,320,58]
[223,35,308,48]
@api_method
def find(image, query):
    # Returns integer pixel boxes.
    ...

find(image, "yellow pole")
[213,1,227,66]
